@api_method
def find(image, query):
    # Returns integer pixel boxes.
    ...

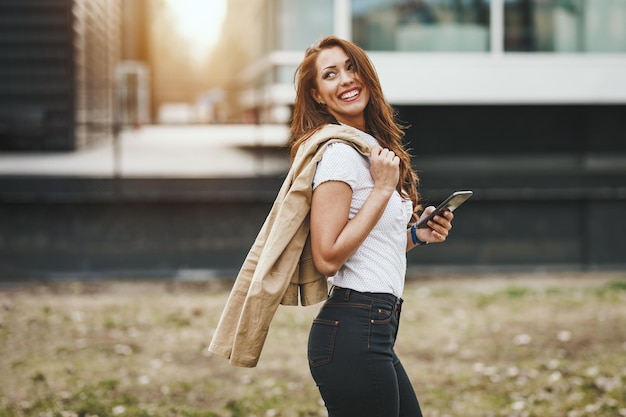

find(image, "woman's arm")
[310,145,399,276]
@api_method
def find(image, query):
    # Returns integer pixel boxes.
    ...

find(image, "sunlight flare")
[165,0,226,56]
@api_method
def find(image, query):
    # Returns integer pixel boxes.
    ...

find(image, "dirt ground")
[1,271,625,417]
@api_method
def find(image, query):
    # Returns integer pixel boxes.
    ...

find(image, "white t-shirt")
[312,128,414,297]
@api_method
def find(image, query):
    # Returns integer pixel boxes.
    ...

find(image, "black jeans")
[308,286,423,417]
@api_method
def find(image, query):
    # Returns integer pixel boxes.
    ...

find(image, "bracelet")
[410,224,428,246]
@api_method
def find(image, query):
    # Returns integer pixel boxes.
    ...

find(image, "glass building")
[236,0,626,269]
[242,0,626,121]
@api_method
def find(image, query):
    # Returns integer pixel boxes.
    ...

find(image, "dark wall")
[398,105,626,154]
[2,198,624,279]
[398,104,626,271]
[0,174,624,281]
[0,177,281,279]
[0,201,267,278]
[407,199,626,270]
[1,105,624,279]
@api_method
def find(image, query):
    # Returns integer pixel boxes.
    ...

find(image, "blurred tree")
[204,0,267,122]
[145,0,268,123]
[205,34,248,122]
[148,0,217,120]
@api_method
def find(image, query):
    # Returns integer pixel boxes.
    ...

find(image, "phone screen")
[416,190,473,229]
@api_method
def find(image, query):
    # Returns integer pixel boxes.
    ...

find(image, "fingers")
[422,206,436,217]
[371,145,400,165]
[370,146,400,192]
[431,211,453,231]
[434,210,454,229]
[418,206,454,243]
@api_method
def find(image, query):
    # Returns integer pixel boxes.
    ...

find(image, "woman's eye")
[323,71,336,79]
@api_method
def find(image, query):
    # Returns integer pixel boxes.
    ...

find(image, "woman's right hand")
[369,145,399,194]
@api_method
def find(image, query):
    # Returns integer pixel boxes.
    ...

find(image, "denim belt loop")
[396,297,404,314]
[343,288,351,302]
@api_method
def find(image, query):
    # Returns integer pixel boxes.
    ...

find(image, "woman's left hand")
[417,207,454,243]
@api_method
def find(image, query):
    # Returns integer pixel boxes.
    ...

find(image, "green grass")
[1,273,625,417]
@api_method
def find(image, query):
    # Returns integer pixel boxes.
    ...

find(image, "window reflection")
[505,0,626,52]
[352,0,490,52]
[276,0,333,51]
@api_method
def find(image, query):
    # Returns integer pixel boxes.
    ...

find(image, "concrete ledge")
[1,170,625,204]
[0,176,284,203]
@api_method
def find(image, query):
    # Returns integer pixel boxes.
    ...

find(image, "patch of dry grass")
[0,272,625,417]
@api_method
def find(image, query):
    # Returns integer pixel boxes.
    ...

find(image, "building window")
[352,0,490,52]
[275,65,298,84]
[505,0,626,52]
[275,0,334,51]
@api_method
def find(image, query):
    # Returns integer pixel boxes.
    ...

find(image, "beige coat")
[208,124,372,367]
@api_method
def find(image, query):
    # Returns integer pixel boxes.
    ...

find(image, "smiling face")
[311,46,371,131]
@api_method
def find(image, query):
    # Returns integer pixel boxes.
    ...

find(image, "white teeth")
[341,90,359,99]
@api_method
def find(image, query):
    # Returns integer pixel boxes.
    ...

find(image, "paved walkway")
[0,125,291,178]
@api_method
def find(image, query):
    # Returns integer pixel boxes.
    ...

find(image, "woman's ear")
[311,89,323,105]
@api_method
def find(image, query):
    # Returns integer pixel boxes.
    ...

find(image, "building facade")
[237,0,626,270]
[0,0,120,151]
[241,0,626,120]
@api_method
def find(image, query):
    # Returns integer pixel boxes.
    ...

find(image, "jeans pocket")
[308,318,339,367]
[370,305,393,325]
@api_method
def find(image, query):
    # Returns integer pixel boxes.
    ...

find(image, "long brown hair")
[289,35,421,216]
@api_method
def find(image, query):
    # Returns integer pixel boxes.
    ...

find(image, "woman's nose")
[339,70,354,85]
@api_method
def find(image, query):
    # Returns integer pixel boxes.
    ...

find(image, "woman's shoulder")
[322,141,365,161]
[308,124,371,146]
[296,123,372,164]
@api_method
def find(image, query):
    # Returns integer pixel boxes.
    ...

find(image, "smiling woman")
[165,0,227,56]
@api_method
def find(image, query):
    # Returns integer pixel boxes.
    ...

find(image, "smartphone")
[416,190,473,229]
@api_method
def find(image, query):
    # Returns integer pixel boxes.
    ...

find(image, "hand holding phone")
[416,190,473,229]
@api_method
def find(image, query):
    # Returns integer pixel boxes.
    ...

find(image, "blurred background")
[0,0,625,281]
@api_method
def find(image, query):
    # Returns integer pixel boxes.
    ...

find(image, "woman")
[290,36,454,417]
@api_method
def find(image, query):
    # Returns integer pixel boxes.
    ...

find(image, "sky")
[164,0,227,57]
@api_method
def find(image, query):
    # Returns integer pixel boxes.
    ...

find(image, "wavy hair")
[289,35,421,216]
